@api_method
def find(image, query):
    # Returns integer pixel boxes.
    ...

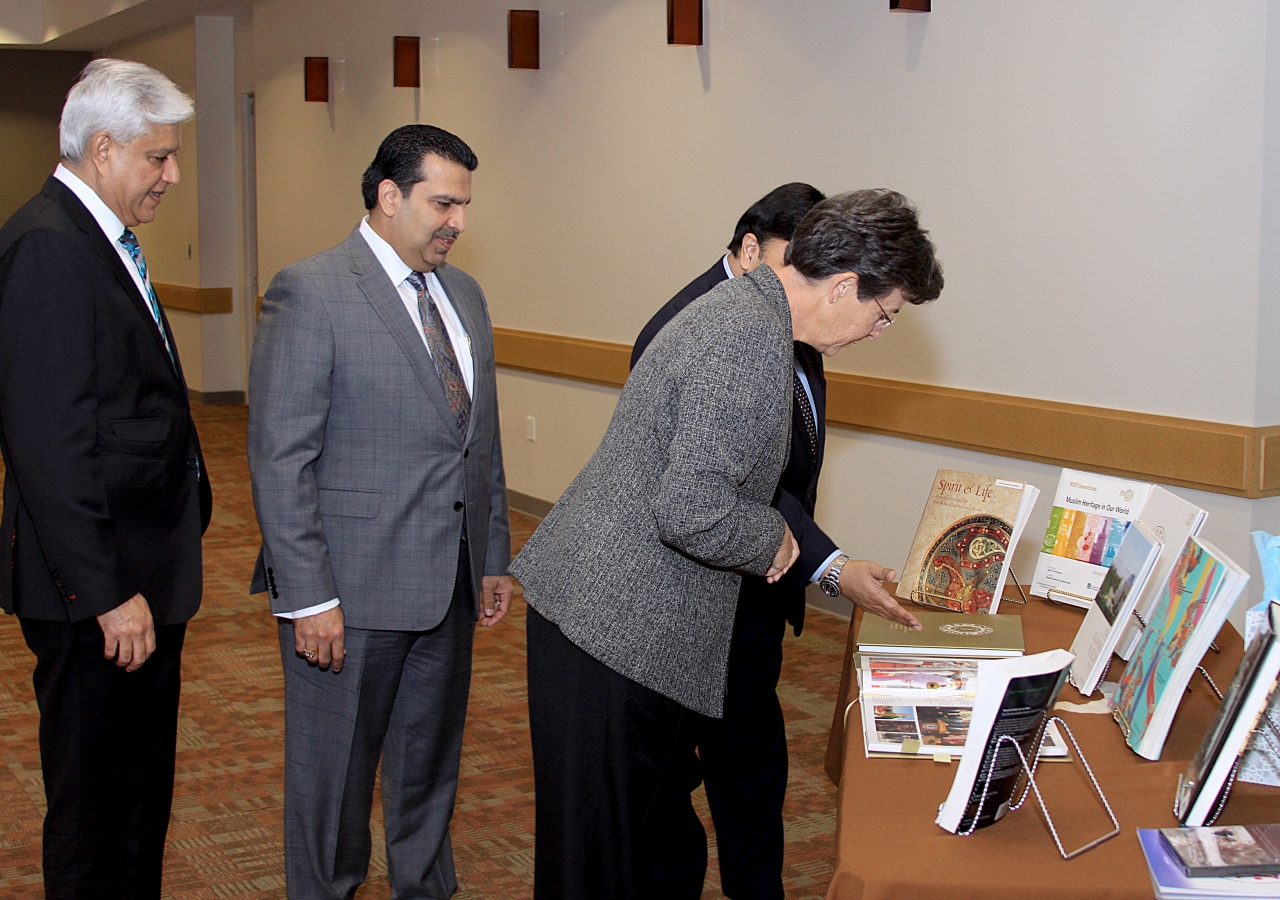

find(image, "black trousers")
[19,616,187,900]
[526,606,707,900]
[693,582,790,900]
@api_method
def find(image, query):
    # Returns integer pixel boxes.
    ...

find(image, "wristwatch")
[818,553,851,598]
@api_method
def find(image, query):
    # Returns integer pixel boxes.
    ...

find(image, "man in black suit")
[0,59,210,899]
[631,184,924,900]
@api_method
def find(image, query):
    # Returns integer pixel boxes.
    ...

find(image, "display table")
[823,590,1279,900]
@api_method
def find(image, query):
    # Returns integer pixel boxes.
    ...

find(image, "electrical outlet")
[526,416,536,441]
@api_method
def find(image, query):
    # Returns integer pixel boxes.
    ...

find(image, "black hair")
[726,182,826,254]
[784,189,943,305]
[361,124,478,210]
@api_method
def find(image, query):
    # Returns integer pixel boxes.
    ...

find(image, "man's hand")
[764,522,799,584]
[294,605,346,672]
[479,575,514,628]
[838,560,922,630]
[97,593,155,672]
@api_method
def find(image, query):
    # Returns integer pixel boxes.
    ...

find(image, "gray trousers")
[279,545,475,900]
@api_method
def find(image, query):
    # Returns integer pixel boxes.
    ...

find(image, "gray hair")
[59,58,194,164]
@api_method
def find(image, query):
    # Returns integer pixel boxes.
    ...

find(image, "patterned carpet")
[0,404,846,899]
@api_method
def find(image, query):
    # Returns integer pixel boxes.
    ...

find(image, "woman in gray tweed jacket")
[512,189,943,900]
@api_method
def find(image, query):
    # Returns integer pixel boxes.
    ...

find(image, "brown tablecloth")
[823,589,1280,900]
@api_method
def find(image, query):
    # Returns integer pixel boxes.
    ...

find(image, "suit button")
[187,458,198,469]
[464,449,469,459]
[453,501,464,511]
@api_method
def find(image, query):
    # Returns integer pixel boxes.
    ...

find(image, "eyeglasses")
[872,296,895,332]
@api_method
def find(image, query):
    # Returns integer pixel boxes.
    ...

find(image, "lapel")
[43,178,180,383]
[347,231,465,445]
[435,263,483,447]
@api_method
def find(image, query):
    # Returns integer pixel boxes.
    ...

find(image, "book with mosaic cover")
[1110,536,1249,761]
[896,470,1040,615]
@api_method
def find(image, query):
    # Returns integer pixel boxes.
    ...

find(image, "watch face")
[820,579,841,598]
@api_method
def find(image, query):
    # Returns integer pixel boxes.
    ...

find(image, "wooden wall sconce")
[890,0,931,10]
[394,36,421,87]
[668,0,702,45]
[304,56,329,102]
[509,10,540,69]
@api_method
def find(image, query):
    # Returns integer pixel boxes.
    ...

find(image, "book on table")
[1160,825,1280,879]
[856,607,1024,658]
[857,654,1068,760]
[1110,536,1250,761]
[1175,602,1280,826]
[896,469,1040,615]
[1116,486,1209,661]
[1067,520,1163,698]
[1030,468,1152,607]
[935,649,1074,834]
[1139,827,1280,899]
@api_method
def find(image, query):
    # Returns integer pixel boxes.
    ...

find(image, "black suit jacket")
[631,259,838,634]
[0,176,211,625]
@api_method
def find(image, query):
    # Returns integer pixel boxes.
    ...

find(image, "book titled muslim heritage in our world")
[1030,468,1152,607]
[1067,520,1163,698]
[896,470,1040,615]
[1111,537,1250,761]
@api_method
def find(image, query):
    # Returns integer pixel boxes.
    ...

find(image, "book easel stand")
[1175,694,1280,826]
[911,570,1030,611]
[956,716,1120,860]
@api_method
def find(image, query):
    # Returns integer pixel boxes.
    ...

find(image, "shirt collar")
[54,163,127,245]
[722,253,735,280]
[359,216,416,288]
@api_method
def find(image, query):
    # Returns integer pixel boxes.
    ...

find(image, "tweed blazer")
[511,265,794,717]
[248,227,511,631]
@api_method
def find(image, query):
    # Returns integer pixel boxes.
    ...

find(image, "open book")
[935,649,1073,834]
[897,470,1040,615]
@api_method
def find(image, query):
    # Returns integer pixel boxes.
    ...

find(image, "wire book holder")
[956,716,1120,860]
[911,570,1029,611]
[1175,690,1280,825]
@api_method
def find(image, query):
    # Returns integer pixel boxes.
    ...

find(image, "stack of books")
[855,609,1070,760]
[1139,826,1280,899]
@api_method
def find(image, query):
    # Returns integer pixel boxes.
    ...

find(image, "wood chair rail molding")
[492,326,1280,499]
[154,283,233,315]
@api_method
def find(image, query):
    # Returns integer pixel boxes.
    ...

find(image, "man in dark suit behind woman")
[631,183,928,899]
[0,59,210,899]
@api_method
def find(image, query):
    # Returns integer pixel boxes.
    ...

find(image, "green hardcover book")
[857,609,1025,658]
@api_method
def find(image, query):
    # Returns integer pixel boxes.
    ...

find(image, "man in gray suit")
[248,125,512,899]
[512,190,942,900]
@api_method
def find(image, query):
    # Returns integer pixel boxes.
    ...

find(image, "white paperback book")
[1030,469,1152,608]
[1068,521,1162,698]
[1116,486,1209,661]
[935,649,1074,835]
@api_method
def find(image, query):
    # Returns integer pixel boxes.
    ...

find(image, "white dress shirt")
[277,219,478,621]
[721,257,840,583]
[53,164,155,314]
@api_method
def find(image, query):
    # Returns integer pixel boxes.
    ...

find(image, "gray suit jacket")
[510,266,793,717]
[248,227,511,631]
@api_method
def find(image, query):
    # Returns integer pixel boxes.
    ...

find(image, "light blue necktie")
[117,229,176,368]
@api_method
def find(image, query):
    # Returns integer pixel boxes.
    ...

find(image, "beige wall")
[242,0,1280,627]
[0,49,89,223]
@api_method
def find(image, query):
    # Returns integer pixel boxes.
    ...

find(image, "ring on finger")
[302,648,317,659]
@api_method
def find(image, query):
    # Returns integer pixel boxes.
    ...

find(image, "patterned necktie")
[407,272,471,440]
[793,368,820,458]
[117,229,175,367]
